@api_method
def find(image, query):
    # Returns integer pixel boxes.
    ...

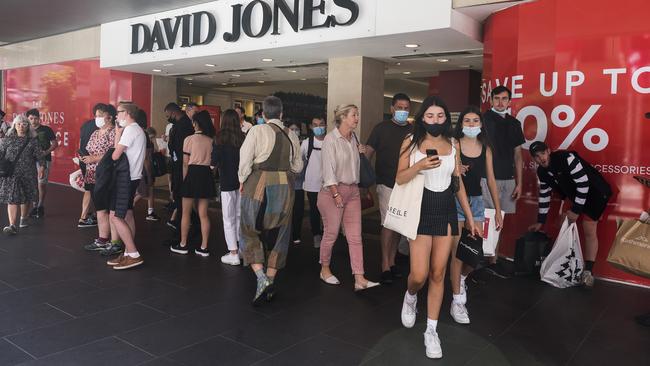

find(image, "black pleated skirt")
[417,185,459,236]
[181,165,216,199]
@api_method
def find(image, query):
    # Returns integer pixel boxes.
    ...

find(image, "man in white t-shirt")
[108,102,146,270]
[235,106,253,133]
[301,117,326,248]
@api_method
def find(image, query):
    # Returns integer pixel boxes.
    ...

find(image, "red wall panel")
[3,60,152,185]
[483,0,650,286]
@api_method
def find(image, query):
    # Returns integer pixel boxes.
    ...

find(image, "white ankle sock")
[126,252,140,258]
[426,318,438,333]
[405,291,417,303]
[148,208,154,215]
[452,294,465,305]
[460,274,467,283]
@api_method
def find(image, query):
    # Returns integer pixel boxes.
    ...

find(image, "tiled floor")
[0,184,648,366]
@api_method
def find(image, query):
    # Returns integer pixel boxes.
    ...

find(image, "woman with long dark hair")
[396,96,479,359]
[448,106,502,325]
[170,110,216,257]
[215,109,246,265]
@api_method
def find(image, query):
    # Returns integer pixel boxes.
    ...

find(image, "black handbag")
[353,133,376,188]
[514,231,552,276]
[455,228,484,268]
[0,138,30,178]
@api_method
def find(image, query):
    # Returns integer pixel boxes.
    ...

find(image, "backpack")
[514,231,553,276]
[305,136,321,171]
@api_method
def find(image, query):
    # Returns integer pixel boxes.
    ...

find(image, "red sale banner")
[3,60,151,186]
[483,0,650,286]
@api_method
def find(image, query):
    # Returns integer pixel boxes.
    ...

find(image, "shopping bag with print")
[69,169,85,192]
[482,208,504,256]
[607,219,650,278]
[539,218,584,288]
[383,148,423,241]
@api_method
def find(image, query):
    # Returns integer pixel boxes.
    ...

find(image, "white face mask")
[491,107,507,117]
[95,117,105,128]
[118,119,127,127]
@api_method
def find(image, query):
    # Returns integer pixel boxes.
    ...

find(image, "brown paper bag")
[607,220,650,278]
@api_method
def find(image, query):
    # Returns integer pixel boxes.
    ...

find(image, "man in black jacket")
[528,141,612,288]
[164,103,194,235]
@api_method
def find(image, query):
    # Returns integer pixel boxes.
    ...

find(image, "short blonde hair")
[334,104,358,126]
[7,114,36,138]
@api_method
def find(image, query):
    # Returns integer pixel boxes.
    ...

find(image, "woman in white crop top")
[394,96,479,359]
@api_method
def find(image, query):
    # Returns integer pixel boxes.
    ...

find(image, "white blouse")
[413,145,456,192]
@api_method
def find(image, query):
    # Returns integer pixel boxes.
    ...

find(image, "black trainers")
[29,207,39,218]
[84,239,109,251]
[266,281,276,302]
[146,213,161,222]
[38,206,45,217]
[100,242,124,256]
[194,247,210,257]
[484,263,512,279]
[390,265,403,279]
[78,217,98,228]
[170,243,189,255]
[380,270,394,285]
[166,220,178,230]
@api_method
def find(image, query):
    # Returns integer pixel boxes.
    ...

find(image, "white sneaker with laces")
[424,329,443,359]
[221,252,241,266]
[450,302,470,324]
[19,217,29,228]
[458,281,467,304]
[401,291,417,328]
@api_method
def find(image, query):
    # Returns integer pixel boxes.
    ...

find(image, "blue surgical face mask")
[313,126,326,136]
[462,126,481,138]
[256,117,265,125]
[394,110,409,125]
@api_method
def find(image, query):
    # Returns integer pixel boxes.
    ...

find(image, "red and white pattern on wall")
[3,60,151,186]
[482,0,650,286]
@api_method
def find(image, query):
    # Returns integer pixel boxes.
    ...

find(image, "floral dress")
[84,128,115,184]
[0,136,44,204]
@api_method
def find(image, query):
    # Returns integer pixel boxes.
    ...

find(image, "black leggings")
[291,190,305,241]
[306,191,323,236]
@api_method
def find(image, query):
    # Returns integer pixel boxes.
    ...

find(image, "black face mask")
[423,122,447,137]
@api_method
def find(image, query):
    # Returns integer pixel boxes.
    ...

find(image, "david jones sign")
[131,0,359,54]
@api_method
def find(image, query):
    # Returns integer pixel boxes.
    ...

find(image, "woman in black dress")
[0,115,45,234]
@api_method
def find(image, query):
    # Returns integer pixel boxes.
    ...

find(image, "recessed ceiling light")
[221,83,228,86]
[402,71,411,75]
[405,44,420,48]
[231,74,241,77]
[185,77,193,81]
[300,78,307,81]
[188,82,193,85]
[205,63,216,67]
[261,58,273,62]
[288,70,297,73]
[460,65,471,68]
[437,59,449,63]
[258,80,265,83]
[396,62,402,66]
[152,69,162,72]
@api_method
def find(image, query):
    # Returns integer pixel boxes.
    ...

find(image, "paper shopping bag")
[482,208,505,256]
[607,219,650,278]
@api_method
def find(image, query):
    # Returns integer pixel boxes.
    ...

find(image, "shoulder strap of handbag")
[12,138,31,163]
[268,123,294,161]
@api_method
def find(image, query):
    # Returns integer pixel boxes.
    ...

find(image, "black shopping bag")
[456,228,483,268]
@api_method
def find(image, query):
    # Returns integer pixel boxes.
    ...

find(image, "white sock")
[405,291,417,303]
[452,294,465,305]
[126,251,141,258]
[460,274,467,283]
[426,318,438,333]
[148,208,154,215]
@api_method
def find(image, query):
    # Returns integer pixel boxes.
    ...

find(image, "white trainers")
[401,291,417,328]
[221,252,241,266]
[450,302,470,324]
[424,329,443,359]
[19,217,29,228]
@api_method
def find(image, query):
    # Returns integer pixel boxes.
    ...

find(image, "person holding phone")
[396,96,479,359]
[448,106,503,324]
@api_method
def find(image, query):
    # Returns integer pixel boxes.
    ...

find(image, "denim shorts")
[456,195,485,222]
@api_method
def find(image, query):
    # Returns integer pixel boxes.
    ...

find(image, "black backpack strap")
[13,138,31,163]
[307,136,314,162]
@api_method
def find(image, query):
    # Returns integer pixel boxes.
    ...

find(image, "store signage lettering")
[131,0,359,54]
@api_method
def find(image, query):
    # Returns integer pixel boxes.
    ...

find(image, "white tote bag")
[384,149,424,241]
[539,218,584,288]
[482,208,505,256]
[69,169,86,192]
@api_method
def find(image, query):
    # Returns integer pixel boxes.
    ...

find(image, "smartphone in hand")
[426,149,438,158]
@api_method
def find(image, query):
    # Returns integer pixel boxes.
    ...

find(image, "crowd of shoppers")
[2,86,626,359]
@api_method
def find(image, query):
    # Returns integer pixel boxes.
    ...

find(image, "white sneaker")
[401,291,417,328]
[313,235,322,248]
[458,280,467,304]
[19,217,29,228]
[450,302,470,324]
[424,329,443,359]
[221,252,241,266]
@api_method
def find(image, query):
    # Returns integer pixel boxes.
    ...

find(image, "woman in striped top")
[528,141,612,288]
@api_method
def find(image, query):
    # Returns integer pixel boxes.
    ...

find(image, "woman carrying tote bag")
[395,96,479,359]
